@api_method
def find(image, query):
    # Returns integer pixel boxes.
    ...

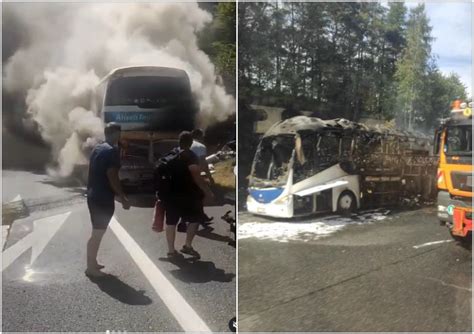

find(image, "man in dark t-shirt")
[163,131,214,259]
[86,122,130,278]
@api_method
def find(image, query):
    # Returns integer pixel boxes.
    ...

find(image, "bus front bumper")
[119,169,154,191]
[246,196,293,218]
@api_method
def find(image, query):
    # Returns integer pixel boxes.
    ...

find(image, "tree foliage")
[198,2,236,96]
[239,2,468,131]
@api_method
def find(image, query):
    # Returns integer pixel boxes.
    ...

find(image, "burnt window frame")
[340,134,353,160]
[315,130,341,167]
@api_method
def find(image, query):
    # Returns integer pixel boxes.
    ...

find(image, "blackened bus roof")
[263,116,430,139]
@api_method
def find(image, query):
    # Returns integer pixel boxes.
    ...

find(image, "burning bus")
[246,116,437,218]
[92,66,197,191]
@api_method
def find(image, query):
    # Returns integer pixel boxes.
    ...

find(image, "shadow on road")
[196,226,234,244]
[117,194,156,208]
[87,274,153,305]
[160,256,235,284]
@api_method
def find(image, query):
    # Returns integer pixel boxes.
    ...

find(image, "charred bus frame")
[247,116,437,218]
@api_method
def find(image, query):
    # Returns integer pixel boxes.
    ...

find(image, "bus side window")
[372,135,383,154]
[356,133,370,156]
[301,134,315,168]
[294,134,316,182]
[318,133,340,165]
[341,136,352,159]
[386,136,398,154]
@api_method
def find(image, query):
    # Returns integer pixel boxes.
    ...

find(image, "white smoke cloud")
[3,3,235,177]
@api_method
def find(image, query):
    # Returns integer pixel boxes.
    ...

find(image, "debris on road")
[2,197,29,226]
[239,210,390,243]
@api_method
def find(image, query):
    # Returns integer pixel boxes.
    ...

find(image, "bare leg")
[86,228,106,276]
[185,223,199,248]
[166,224,177,253]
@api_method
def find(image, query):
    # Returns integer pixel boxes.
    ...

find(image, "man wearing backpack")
[158,131,214,259]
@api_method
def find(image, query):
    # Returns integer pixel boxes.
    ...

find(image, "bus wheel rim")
[340,194,353,210]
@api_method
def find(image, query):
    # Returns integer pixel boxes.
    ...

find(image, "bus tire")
[337,190,357,216]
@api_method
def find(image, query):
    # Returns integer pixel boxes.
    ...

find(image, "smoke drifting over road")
[3,3,235,177]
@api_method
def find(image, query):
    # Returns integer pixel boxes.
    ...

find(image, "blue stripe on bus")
[104,111,158,124]
[249,188,284,204]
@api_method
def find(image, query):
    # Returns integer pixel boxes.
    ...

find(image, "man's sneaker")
[167,250,180,258]
[177,222,187,233]
[180,245,201,259]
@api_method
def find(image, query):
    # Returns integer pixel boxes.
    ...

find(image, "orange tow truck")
[435,100,472,242]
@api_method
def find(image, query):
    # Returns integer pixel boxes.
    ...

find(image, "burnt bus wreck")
[247,116,437,218]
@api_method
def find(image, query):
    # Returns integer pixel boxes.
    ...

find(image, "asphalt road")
[2,170,236,332]
[238,207,472,332]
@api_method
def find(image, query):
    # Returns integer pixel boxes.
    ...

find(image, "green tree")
[238,2,467,130]
[394,4,433,130]
[198,2,236,95]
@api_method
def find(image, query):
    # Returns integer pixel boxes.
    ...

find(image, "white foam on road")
[239,211,389,243]
[109,217,211,333]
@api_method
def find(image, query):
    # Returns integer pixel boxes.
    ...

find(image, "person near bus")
[164,131,215,259]
[191,128,214,185]
[85,122,130,278]
[191,128,214,225]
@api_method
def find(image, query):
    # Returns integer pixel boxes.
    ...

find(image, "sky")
[405,1,472,98]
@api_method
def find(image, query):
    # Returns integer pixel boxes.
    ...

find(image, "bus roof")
[100,66,188,84]
[263,116,429,139]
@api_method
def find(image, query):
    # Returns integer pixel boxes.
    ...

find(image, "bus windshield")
[446,125,472,156]
[251,135,294,187]
[105,76,191,108]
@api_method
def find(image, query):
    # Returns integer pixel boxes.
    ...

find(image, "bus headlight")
[274,195,290,205]
[247,195,257,204]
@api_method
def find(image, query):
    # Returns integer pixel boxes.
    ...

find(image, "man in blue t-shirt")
[86,122,130,278]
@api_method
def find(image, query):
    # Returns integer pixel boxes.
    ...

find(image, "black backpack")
[154,148,182,201]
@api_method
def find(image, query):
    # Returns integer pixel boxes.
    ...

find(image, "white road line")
[413,239,453,249]
[424,276,472,292]
[109,217,211,333]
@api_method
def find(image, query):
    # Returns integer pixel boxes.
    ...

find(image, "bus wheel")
[337,191,356,216]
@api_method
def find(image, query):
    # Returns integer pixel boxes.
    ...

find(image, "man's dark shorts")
[164,198,205,226]
[87,197,115,230]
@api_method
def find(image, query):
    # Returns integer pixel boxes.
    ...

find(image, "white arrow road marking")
[11,195,22,202]
[413,239,453,249]
[2,212,71,271]
[109,217,211,332]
